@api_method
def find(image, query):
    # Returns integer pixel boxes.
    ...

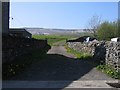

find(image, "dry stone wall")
[2,35,49,63]
[67,41,106,60]
[67,41,120,72]
[67,42,95,55]
[106,42,120,72]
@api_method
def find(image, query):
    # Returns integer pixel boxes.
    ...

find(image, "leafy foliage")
[97,64,120,79]
[86,15,119,40]
[97,21,118,40]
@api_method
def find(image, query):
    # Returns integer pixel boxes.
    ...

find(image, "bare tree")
[85,15,101,37]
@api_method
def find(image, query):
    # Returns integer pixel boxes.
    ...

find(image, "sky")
[10,2,118,29]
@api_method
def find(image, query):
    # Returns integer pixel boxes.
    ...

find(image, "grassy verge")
[2,46,50,80]
[65,45,92,60]
[96,64,120,79]
[65,45,120,79]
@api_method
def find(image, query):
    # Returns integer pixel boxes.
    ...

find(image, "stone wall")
[2,35,49,63]
[67,41,106,59]
[67,41,120,72]
[67,42,94,55]
[106,42,120,72]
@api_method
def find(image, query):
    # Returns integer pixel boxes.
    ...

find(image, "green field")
[32,32,93,46]
[32,35,77,46]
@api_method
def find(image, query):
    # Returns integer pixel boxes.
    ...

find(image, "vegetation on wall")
[65,46,92,60]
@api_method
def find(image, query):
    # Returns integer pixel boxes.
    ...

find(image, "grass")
[32,35,77,46]
[65,46,120,79]
[96,64,120,79]
[65,45,92,60]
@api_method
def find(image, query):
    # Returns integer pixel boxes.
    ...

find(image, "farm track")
[3,45,117,89]
[10,46,114,81]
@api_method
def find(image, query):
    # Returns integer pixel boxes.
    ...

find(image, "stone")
[67,41,120,72]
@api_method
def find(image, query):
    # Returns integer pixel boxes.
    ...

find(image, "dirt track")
[47,46,76,58]
[11,46,114,81]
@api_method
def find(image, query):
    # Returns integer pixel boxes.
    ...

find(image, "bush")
[97,21,118,40]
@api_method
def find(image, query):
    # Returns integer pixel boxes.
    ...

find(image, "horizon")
[10,2,118,30]
[10,27,87,29]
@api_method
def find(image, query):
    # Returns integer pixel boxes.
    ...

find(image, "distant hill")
[25,28,85,35]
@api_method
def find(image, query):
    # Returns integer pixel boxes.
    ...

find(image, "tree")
[97,21,117,40]
[116,20,120,37]
[85,15,101,37]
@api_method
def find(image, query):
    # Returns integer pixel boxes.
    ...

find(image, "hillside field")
[32,35,77,46]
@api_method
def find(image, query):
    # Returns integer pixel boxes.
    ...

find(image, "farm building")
[67,36,96,42]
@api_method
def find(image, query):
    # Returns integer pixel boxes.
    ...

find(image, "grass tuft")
[65,45,92,60]
[96,64,120,79]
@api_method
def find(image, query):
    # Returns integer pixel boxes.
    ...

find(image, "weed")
[65,46,92,60]
[96,64,120,79]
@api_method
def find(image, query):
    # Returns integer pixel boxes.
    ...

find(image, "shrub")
[97,64,120,79]
[97,21,118,40]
